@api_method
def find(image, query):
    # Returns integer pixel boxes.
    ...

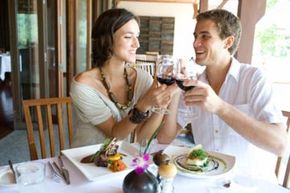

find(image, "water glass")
[15,162,45,186]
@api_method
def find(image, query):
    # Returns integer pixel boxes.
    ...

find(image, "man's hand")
[183,80,224,114]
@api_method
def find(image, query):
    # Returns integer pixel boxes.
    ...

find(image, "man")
[158,9,288,182]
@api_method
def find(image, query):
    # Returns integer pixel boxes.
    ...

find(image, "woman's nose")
[134,37,140,48]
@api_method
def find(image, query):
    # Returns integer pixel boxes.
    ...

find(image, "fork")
[47,162,62,183]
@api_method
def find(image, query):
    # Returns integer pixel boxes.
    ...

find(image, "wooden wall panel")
[138,16,174,55]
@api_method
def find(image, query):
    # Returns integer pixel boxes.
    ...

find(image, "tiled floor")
[0,130,30,166]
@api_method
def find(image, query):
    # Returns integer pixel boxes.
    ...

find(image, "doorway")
[7,0,64,131]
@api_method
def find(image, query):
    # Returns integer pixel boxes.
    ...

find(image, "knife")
[58,156,70,185]
[8,160,16,183]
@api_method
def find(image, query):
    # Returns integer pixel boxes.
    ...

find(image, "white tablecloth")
[0,146,289,193]
[0,54,22,81]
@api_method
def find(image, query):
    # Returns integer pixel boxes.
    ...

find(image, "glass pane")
[252,0,290,110]
[16,0,58,99]
[17,0,40,99]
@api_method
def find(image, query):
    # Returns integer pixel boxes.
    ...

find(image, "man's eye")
[125,36,132,39]
[201,34,211,39]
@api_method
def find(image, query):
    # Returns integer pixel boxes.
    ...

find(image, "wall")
[117,1,195,59]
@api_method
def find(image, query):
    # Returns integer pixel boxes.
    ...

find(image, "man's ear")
[224,36,235,49]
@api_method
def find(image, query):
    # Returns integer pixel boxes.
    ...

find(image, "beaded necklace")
[99,67,133,111]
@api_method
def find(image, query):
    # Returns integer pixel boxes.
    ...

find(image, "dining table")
[0,53,22,81]
[0,142,289,193]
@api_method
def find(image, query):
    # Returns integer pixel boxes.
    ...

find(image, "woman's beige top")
[70,68,153,147]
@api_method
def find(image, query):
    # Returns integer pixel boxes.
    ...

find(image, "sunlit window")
[253,0,290,110]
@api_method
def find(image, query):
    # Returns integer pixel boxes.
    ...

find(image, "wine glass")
[151,55,178,114]
[176,57,199,122]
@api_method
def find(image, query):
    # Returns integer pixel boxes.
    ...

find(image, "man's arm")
[184,80,288,156]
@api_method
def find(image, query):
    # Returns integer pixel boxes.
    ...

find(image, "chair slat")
[275,110,290,188]
[36,105,46,159]
[67,102,73,147]
[57,103,65,150]
[46,104,56,157]
[23,103,37,160]
[22,97,73,160]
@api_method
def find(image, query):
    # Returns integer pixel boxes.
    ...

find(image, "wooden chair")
[275,110,290,188]
[23,97,73,160]
[132,54,159,76]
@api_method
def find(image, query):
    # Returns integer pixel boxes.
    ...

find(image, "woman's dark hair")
[91,8,140,67]
[197,9,242,55]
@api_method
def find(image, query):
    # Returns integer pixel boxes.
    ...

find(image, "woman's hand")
[137,80,179,112]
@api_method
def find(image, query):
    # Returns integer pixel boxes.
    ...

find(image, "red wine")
[176,79,195,91]
[157,77,175,85]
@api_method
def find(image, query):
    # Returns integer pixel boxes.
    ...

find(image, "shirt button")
[215,129,219,133]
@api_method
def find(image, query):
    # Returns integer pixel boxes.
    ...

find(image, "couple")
[70,8,287,182]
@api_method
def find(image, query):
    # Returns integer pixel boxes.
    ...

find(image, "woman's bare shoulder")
[74,68,101,87]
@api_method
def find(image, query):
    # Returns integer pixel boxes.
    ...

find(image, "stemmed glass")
[151,55,178,114]
[175,57,199,123]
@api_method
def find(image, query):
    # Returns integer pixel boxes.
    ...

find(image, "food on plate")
[186,144,209,172]
[153,150,170,166]
[80,138,127,172]
[158,163,177,178]
[108,159,127,172]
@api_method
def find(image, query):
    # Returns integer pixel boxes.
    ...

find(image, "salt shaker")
[158,163,177,193]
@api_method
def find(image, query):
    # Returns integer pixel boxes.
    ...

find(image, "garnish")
[189,149,208,160]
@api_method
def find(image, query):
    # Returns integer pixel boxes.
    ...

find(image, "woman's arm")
[157,86,182,144]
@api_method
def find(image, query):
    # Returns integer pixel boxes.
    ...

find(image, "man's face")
[193,19,228,67]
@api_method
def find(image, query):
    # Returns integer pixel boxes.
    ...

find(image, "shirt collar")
[227,57,241,82]
[199,57,241,83]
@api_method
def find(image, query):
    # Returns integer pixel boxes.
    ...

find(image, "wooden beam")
[199,0,208,13]
[118,0,195,3]
[236,0,266,63]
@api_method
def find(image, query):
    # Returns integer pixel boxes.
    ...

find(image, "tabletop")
[0,53,22,81]
[0,143,289,193]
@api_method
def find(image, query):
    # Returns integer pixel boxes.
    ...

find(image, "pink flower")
[132,153,150,175]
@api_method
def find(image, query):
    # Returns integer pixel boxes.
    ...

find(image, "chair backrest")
[275,110,290,188]
[133,54,159,76]
[22,97,73,160]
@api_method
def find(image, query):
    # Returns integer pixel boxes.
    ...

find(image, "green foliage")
[257,25,290,57]
[256,0,290,58]
[266,0,279,9]
[17,14,38,48]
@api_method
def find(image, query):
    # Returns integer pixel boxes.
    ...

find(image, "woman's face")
[112,19,140,63]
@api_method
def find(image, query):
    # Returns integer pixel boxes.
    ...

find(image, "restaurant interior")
[0,0,289,191]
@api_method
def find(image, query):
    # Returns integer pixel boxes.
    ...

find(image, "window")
[252,0,290,111]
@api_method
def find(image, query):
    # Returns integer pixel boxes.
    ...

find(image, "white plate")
[163,145,235,179]
[61,141,138,181]
[0,167,17,188]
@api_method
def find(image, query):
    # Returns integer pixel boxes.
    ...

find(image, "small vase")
[123,169,160,193]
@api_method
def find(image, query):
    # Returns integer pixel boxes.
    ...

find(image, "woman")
[70,8,174,147]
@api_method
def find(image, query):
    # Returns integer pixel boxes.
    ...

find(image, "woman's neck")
[102,58,126,79]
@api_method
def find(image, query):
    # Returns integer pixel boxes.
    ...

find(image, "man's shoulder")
[237,61,264,77]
